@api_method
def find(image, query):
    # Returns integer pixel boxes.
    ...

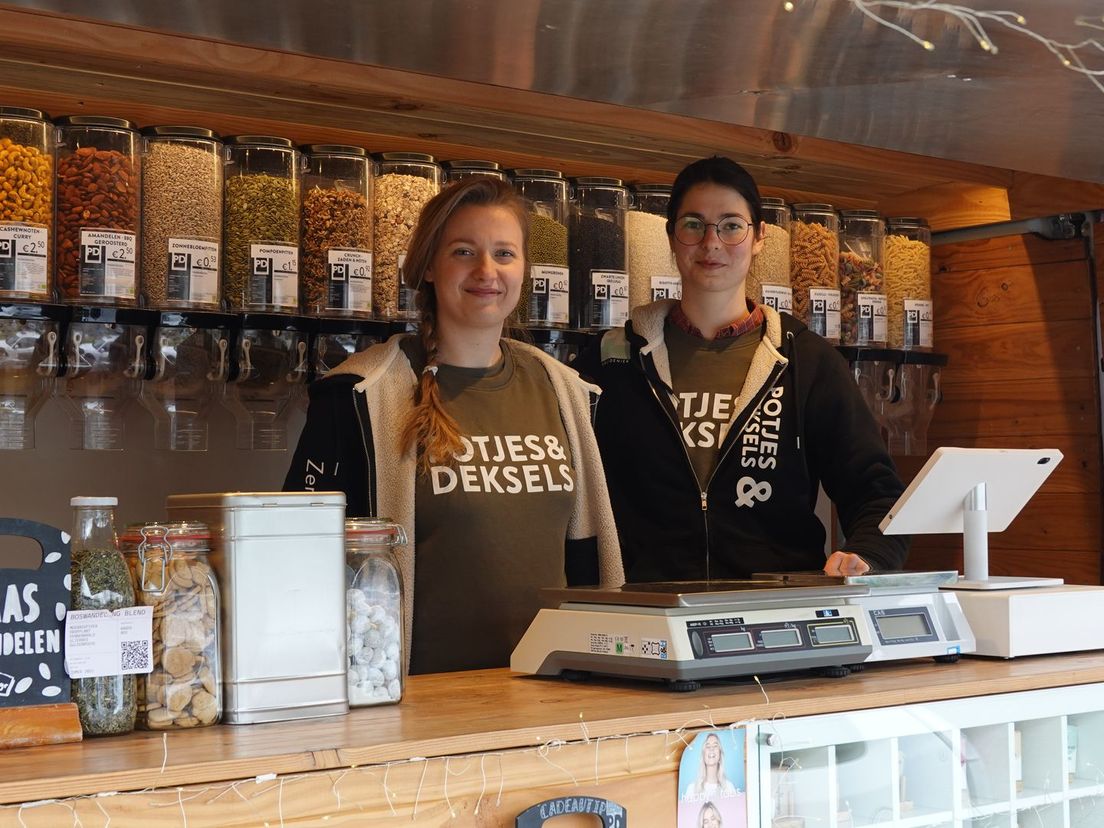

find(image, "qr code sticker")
[120,639,151,673]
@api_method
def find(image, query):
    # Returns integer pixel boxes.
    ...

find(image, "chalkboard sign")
[516,796,626,827]
[0,518,70,707]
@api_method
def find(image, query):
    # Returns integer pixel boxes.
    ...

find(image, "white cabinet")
[758,682,1104,828]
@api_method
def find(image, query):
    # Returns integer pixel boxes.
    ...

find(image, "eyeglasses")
[673,215,752,246]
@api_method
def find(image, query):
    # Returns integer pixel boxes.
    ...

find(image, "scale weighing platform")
[510,580,874,691]
[752,570,976,663]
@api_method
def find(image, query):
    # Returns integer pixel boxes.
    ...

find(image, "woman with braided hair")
[285,177,623,674]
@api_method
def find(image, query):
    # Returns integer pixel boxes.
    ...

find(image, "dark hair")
[401,177,530,473]
[666,156,763,235]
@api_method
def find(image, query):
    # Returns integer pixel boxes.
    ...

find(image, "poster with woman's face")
[677,729,748,828]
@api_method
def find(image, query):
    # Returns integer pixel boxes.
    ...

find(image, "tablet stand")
[951,481,1063,591]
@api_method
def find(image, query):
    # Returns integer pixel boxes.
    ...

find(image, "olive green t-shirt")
[665,320,762,486]
[404,339,575,675]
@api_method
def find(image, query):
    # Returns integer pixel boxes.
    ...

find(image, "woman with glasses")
[285,177,623,674]
[576,156,908,581]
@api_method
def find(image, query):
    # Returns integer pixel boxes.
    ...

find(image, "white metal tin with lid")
[166,491,347,724]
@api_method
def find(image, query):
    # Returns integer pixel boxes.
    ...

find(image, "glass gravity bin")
[221,313,309,450]
[0,302,63,449]
[57,306,153,450]
[310,316,388,385]
[885,351,946,456]
[838,346,900,448]
[139,310,233,451]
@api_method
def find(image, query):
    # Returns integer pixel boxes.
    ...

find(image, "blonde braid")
[401,293,465,474]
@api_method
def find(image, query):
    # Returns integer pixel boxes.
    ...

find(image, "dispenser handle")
[236,337,255,383]
[877,366,899,403]
[206,336,229,382]
[287,338,309,384]
[125,333,147,379]
[35,330,60,377]
[928,368,943,409]
[152,333,170,381]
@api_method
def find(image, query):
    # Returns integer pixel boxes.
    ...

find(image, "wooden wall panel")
[902,233,1103,584]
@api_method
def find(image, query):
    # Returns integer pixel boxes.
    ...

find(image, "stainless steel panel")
[7,0,1104,181]
[544,579,867,607]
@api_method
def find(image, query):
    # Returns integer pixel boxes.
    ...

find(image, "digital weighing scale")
[752,571,976,663]
[510,581,874,691]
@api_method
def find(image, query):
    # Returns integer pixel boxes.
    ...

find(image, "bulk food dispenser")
[57,306,152,451]
[0,302,63,449]
[885,351,945,456]
[838,346,899,445]
[220,314,309,451]
[139,310,233,452]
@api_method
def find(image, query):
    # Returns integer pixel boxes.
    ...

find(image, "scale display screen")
[876,613,932,639]
[761,628,802,649]
[811,623,856,645]
[712,632,754,652]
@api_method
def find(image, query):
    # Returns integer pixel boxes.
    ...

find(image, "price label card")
[651,274,682,301]
[327,248,373,313]
[167,238,219,304]
[530,265,569,325]
[808,287,841,340]
[80,229,136,299]
[761,284,793,314]
[0,223,48,294]
[857,292,888,343]
[250,242,298,309]
[904,298,934,348]
[591,270,629,329]
[64,606,153,679]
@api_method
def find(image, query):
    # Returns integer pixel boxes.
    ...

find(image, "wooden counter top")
[3,652,1104,806]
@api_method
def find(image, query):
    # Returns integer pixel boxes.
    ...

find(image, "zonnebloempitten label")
[167,238,219,305]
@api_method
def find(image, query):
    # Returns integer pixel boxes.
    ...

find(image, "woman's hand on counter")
[823,550,871,577]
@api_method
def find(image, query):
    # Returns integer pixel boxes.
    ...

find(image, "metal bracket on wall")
[933,213,1093,245]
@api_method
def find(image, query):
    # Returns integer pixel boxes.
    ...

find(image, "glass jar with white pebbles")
[345,518,406,706]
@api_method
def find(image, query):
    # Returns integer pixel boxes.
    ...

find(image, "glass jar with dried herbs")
[69,495,137,736]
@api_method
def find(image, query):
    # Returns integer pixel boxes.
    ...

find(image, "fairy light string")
[784,1,1104,93]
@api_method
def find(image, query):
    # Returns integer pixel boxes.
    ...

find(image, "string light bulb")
[783,1,1104,94]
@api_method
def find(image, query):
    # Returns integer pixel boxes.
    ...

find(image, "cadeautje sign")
[0,518,70,706]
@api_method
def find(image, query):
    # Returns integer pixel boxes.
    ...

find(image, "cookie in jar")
[121,522,222,729]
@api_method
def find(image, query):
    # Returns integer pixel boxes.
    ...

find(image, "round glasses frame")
[673,215,753,246]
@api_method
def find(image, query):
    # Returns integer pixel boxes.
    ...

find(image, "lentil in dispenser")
[0,107,53,301]
[746,197,792,314]
[140,126,223,310]
[626,184,676,310]
[569,177,628,331]
[222,135,300,313]
[300,144,374,318]
[838,209,887,347]
[885,217,933,350]
[373,152,441,320]
[55,116,141,306]
[790,203,841,344]
[511,168,570,329]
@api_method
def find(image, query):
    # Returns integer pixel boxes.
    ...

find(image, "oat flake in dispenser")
[345,518,405,707]
[121,521,222,729]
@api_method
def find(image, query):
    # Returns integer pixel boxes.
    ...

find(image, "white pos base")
[950,585,1104,658]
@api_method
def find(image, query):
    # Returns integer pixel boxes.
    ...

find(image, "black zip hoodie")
[575,300,909,581]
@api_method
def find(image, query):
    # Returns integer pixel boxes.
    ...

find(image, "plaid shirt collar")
[669,300,764,340]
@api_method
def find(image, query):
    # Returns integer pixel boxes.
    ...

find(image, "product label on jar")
[808,287,841,340]
[904,299,934,349]
[761,284,793,314]
[327,249,373,313]
[79,229,136,299]
[590,270,629,329]
[529,264,570,325]
[167,238,219,305]
[857,292,888,344]
[249,242,298,310]
[64,606,153,679]
[650,275,682,301]
[396,252,419,316]
[0,223,47,295]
